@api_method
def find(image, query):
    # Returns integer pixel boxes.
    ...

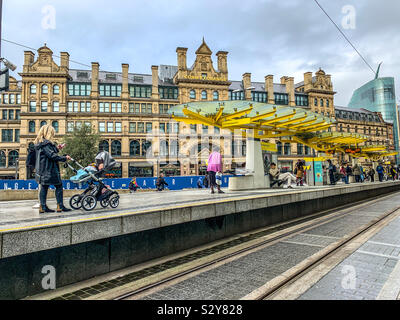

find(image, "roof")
[228,81,287,93]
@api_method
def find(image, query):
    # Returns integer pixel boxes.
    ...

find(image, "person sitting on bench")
[269,163,297,189]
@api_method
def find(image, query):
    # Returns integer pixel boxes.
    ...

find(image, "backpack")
[346,166,352,174]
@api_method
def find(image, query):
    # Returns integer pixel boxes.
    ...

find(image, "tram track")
[111,191,400,301]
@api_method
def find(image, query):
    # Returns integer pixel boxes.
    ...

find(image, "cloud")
[2,0,400,105]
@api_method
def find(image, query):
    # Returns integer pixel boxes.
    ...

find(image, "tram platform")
[1,181,400,299]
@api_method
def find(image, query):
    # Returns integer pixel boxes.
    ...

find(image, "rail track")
[113,191,400,300]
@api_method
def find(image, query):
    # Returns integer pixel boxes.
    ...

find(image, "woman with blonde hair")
[34,124,72,213]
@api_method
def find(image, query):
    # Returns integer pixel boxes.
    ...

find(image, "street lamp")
[0,58,17,71]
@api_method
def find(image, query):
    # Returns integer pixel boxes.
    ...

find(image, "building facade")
[0,40,395,179]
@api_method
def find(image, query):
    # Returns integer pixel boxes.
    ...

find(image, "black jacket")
[35,140,67,186]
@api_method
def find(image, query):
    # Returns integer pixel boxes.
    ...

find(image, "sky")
[1,0,399,106]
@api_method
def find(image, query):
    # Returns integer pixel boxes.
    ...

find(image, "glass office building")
[348,77,399,163]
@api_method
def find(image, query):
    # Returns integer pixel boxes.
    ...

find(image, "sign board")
[0,68,9,91]
[261,142,277,152]
[314,161,323,184]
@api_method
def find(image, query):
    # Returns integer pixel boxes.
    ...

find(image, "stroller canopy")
[95,151,116,171]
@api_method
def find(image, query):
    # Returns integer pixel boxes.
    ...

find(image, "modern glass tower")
[348,76,399,163]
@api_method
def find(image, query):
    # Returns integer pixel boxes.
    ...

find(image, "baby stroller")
[65,151,120,211]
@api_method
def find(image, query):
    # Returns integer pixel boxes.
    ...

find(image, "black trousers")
[40,184,63,206]
[208,171,217,187]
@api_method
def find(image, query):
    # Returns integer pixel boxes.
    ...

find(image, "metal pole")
[0,0,3,69]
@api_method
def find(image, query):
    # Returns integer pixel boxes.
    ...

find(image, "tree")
[61,124,100,178]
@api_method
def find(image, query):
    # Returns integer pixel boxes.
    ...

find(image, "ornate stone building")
[0,40,395,179]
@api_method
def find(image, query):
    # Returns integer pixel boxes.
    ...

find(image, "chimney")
[216,51,228,75]
[121,63,129,98]
[286,77,295,107]
[265,75,274,104]
[151,65,159,99]
[60,52,69,69]
[242,73,252,100]
[176,47,188,70]
[304,72,313,91]
[23,51,35,72]
[91,62,100,98]
[280,76,288,85]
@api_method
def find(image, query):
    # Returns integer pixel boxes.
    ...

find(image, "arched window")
[320,99,324,107]
[201,90,207,100]
[189,90,196,99]
[326,99,329,107]
[304,146,310,155]
[376,128,379,136]
[314,98,318,107]
[347,125,350,133]
[213,91,219,100]
[52,121,59,133]
[30,84,37,94]
[142,141,152,156]
[170,140,179,156]
[355,126,358,133]
[99,140,109,153]
[160,140,169,156]
[111,140,121,157]
[29,121,36,133]
[53,85,60,95]
[8,150,19,167]
[40,121,47,127]
[129,140,140,156]
[339,124,343,132]
[363,127,366,134]
[42,85,48,94]
[276,141,282,155]
[0,151,6,168]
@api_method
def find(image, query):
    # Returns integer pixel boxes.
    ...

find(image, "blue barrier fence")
[0,175,232,191]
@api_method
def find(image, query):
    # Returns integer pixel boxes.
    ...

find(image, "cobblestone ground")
[142,195,400,300]
[299,216,400,300]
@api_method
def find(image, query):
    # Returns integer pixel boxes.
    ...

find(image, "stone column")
[242,73,252,100]
[265,75,274,104]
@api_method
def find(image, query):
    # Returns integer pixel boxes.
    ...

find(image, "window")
[201,90,207,100]
[214,126,220,134]
[2,129,13,142]
[276,142,282,155]
[213,91,219,100]
[99,140,109,153]
[68,83,91,96]
[17,94,21,104]
[15,130,20,144]
[80,102,91,113]
[137,122,144,133]
[159,123,165,133]
[129,85,151,98]
[146,123,152,133]
[339,124,343,132]
[326,99,329,107]
[9,94,15,104]
[30,85,37,94]
[53,101,59,112]
[274,93,289,105]
[111,103,122,113]
[190,124,197,134]
[115,122,122,133]
[295,95,308,106]
[107,122,114,132]
[159,104,170,114]
[29,102,36,112]
[297,144,303,155]
[130,140,140,156]
[0,151,5,167]
[190,90,196,99]
[8,150,18,167]
[230,91,244,100]
[170,140,179,156]
[320,99,324,107]
[252,92,268,103]
[355,126,358,133]
[111,141,121,156]
[159,87,178,99]
[129,122,136,133]
[304,146,310,155]
[2,110,7,119]
[67,122,74,132]
[53,85,60,95]
[29,121,36,133]
[284,143,291,155]
[314,98,318,107]
[40,121,47,128]
[99,102,110,113]
[15,110,20,120]
[347,125,350,133]
[8,110,14,120]
[3,95,8,104]
[142,141,152,156]
[52,121,59,133]
[98,122,105,133]
[173,123,179,133]
[42,85,48,94]
[41,101,48,112]
[160,140,169,156]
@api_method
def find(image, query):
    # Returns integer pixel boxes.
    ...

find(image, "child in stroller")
[66,151,120,211]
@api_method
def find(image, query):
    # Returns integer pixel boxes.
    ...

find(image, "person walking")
[368,167,375,182]
[128,177,139,193]
[376,163,384,182]
[294,160,305,186]
[207,147,224,194]
[390,166,397,181]
[156,173,168,191]
[345,163,352,183]
[34,125,72,213]
[327,160,337,185]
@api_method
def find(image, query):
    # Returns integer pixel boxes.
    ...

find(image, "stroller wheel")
[70,195,82,210]
[81,195,97,211]
[100,198,109,208]
[109,195,119,209]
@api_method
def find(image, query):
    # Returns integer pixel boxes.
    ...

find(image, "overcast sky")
[1,0,399,106]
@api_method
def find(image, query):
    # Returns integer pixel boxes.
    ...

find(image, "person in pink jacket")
[207,147,224,194]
